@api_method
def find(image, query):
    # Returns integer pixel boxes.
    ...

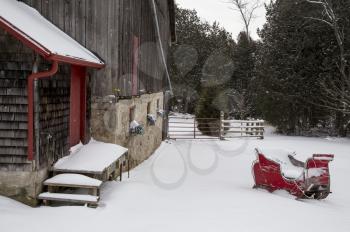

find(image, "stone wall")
[0,168,47,206]
[91,92,164,167]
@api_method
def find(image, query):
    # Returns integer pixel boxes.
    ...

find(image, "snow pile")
[0,0,103,65]
[307,168,327,178]
[69,142,84,154]
[54,139,128,173]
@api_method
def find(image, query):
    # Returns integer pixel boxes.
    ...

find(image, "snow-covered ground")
[1,128,350,232]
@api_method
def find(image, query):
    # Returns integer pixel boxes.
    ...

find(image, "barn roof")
[0,0,104,68]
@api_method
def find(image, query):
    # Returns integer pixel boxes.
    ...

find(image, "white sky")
[176,0,270,41]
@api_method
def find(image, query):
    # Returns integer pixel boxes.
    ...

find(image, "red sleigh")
[252,149,334,199]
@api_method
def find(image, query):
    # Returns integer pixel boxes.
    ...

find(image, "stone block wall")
[91,92,164,168]
[0,168,48,206]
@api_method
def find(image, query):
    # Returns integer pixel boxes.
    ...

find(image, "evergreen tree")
[169,6,235,116]
[255,0,350,136]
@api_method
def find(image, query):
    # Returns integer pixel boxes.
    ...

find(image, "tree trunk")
[335,112,347,137]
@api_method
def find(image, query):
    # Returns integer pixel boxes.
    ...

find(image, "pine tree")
[255,0,350,136]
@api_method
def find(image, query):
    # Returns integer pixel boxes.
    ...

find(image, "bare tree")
[228,0,262,41]
[306,0,350,134]
[306,1,348,85]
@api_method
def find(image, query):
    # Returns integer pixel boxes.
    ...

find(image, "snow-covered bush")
[147,114,157,126]
[129,120,144,135]
[157,109,165,118]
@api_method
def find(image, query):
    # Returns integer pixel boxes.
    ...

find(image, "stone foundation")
[91,92,164,168]
[0,168,48,206]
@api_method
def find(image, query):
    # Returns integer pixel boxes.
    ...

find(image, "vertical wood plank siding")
[24,0,172,97]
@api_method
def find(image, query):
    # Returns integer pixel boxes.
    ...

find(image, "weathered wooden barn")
[0,0,175,206]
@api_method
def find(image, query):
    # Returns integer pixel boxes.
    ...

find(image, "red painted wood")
[49,54,104,69]
[252,151,334,199]
[132,36,140,96]
[70,65,87,146]
[80,70,87,144]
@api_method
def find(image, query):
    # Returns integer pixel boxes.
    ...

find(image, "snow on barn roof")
[0,0,104,68]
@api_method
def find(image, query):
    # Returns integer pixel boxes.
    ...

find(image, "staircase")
[38,173,102,207]
[37,140,129,207]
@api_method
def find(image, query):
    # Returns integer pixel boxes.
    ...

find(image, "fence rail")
[168,112,265,140]
[221,120,264,139]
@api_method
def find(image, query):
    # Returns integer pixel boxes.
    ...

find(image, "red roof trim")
[0,16,104,69]
[49,54,105,69]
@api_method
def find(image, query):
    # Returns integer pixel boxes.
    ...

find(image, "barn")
[0,0,175,206]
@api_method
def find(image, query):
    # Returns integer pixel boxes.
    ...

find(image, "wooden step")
[38,192,99,205]
[44,174,102,189]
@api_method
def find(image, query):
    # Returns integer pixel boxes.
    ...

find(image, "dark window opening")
[156,99,160,110]
[129,106,136,123]
[147,102,151,115]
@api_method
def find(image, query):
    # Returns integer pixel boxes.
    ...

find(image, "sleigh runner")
[252,149,334,199]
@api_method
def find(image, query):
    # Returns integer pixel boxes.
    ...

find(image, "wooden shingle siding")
[0,30,31,166]
[0,28,71,168]
[38,65,71,167]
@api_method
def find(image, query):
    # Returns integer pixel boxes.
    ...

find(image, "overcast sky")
[176,0,270,41]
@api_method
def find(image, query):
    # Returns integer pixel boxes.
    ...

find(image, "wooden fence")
[168,116,220,140]
[168,112,264,140]
[221,119,264,139]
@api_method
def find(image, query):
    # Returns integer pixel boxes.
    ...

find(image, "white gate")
[167,112,265,140]
[221,119,264,139]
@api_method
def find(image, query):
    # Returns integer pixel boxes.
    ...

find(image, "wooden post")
[219,111,224,140]
[241,122,243,137]
[48,186,55,193]
[127,153,130,178]
[120,163,123,182]
[194,118,196,139]
[90,188,98,196]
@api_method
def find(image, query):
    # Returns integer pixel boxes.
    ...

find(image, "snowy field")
[1,128,350,232]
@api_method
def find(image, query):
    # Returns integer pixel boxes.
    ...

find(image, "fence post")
[261,121,265,140]
[219,111,224,140]
[194,118,196,139]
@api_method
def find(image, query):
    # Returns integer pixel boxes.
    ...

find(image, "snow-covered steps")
[39,174,103,207]
[53,140,129,181]
[38,192,99,206]
[44,174,103,189]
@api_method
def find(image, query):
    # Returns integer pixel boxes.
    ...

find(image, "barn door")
[69,65,87,147]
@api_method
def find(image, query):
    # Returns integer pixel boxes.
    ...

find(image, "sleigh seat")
[257,149,305,180]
